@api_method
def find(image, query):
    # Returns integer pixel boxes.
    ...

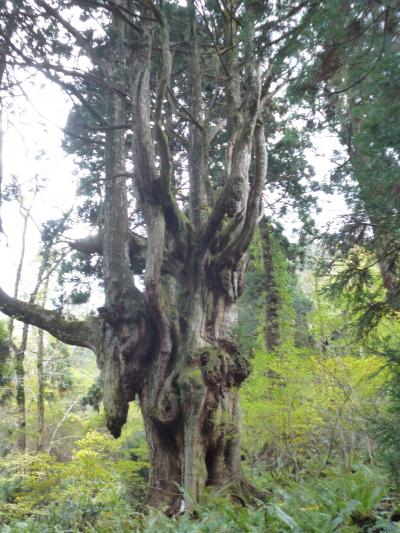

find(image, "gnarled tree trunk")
[0,0,292,514]
[94,216,256,510]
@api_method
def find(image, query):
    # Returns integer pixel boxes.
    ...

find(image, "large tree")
[0,0,320,512]
[296,0,400,319]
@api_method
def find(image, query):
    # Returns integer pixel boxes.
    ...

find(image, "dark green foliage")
[81,377,103,412]
[40,218,70,245]
[299,0,400,325]
[55,251,102,308]
[266,116,316,226]
[369,342,400,490]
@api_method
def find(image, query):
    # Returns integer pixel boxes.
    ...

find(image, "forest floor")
[1,347,400,532]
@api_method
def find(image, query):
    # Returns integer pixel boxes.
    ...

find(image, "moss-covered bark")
[91,246,252,512]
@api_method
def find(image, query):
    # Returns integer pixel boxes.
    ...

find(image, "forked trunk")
[97,264,252,513]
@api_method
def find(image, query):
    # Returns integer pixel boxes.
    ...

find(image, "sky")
[0,71,348,304]
[0,74,78,296]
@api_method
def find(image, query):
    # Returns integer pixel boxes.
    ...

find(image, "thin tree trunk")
[10,207,30,451]
[15,341,27,451]
[10,206,52,452]
[9,206,30,338]
[10,203,63,452]
[259,218,281,351]
[36,327,44,452]
[36,278,49,452]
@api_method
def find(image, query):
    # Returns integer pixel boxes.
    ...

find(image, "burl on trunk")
[97,252,252,511]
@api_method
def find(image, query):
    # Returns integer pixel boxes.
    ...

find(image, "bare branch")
[68,230,187,277]
[8,57,131,101]
[0,287,99,350]
[167,88,204,132]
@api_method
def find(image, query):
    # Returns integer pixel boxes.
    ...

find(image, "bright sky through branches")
[0,74,347,299]
[0,74,77,295]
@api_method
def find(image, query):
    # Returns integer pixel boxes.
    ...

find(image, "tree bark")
[36,326,45,452]
[10,205,31,452]
[132,269,251,511]
[259,218,281,352]
[36,278,49,452]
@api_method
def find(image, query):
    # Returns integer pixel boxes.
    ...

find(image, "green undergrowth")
[1,347,399,532]
[1,456,399,532]
[143,464,400,533]
[0,429,148,532]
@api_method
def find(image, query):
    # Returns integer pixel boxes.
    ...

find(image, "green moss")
[178,366,204,394]
[203,347,224,372]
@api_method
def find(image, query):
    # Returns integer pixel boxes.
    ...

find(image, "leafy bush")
[0,430,148,531]
[241,346,386,474]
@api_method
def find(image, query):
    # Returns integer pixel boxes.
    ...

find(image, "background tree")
[292,0,400,486]
[292,0,400,322]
